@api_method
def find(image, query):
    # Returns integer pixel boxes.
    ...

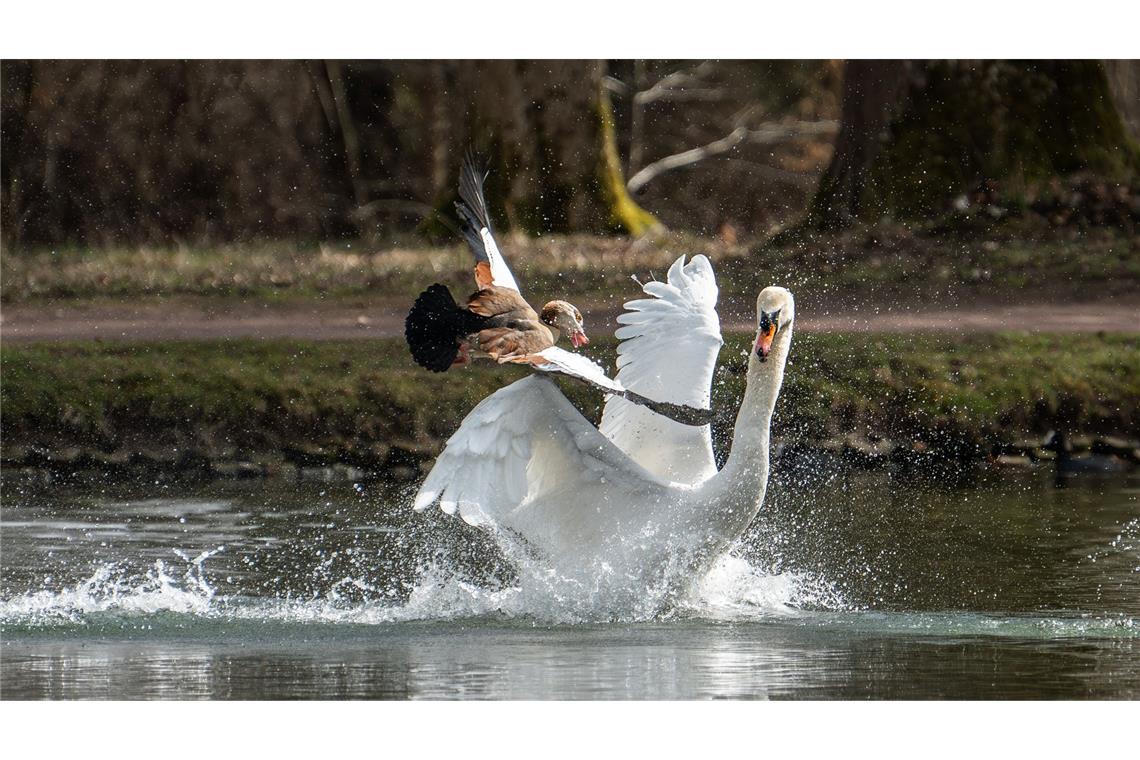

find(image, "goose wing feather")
[529,346,626,395]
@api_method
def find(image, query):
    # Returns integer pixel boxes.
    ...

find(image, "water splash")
[1,548,221,626]
[680,554,845,620]
[4,544,1137,641]
[4,481,1136,637]
[0,537,837,628]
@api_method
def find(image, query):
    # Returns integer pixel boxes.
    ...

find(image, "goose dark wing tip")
[457,152,492,233]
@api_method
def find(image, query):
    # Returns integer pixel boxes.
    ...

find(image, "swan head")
[754,286,795,361]
[541,300,589,348]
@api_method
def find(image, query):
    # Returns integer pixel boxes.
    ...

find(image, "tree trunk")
[325,60,366,209]
[0,60,34,247]
[804,60,1140,231]
[427,62,453,200]
[806,60,910,230]
[415,60,659,239]
[1105,60,1140,143]
[596,62,661,236]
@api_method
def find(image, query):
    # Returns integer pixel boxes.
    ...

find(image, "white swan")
[413,254,795,599]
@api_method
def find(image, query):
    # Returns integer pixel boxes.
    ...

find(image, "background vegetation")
[4,334,1138,476]
[4,60,1138,251]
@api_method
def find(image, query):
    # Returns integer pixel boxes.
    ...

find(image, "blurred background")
[3,59,1137,250]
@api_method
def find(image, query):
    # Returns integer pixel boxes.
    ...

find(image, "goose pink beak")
[570,331,590,348]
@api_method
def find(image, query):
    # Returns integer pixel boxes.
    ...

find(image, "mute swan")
[414,254,794,597]
[405,158,588,372]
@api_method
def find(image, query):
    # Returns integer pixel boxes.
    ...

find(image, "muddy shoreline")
[4,431,1139,488]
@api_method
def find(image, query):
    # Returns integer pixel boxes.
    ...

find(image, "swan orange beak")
[570,330,590,348]
[754,324,776,361]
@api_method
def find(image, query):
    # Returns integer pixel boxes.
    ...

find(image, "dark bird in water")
[1043,430,1127,476]
[405,157,588,373]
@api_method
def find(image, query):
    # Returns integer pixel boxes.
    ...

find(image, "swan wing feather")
[599,254,722,484]
[414,376,669,532]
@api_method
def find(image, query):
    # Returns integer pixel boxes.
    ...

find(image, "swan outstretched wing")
[599,254,723,484]
[414,376,669,534]
[456,158,521,293]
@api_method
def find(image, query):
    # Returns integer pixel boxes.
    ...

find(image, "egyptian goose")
[405,158,588,372]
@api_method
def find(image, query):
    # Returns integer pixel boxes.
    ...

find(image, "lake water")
[2,467,1137,699]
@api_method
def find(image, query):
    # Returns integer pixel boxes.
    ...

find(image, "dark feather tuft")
[405,284,485,372]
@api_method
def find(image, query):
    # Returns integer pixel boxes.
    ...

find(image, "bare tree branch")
[628,60,722,176]
[603,75,630,96]
[626,120,838,194]
[745,120,838,144]
[305,61,339,134]
[633,61,718,105]
[627,128,747,194]
[642,89,728,104]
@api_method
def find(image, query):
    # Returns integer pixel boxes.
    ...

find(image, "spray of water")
[0,525,843,628]
[2,547,221,626]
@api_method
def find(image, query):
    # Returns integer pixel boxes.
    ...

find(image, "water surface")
[2,469,1137,699]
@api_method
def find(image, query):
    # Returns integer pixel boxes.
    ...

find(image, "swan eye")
[756,308,782,360]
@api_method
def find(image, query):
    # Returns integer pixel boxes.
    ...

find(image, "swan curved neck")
[738,343,788,442]
[706,327,792,507]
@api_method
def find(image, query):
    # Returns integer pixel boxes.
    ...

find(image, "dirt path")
[2,298,1138,342]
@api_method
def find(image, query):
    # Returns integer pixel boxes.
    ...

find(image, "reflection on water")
[1,470,1138,699]
[6,617,1138,699]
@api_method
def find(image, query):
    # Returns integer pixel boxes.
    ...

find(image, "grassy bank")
[4,228,1138,309]
[2,333,1138,478]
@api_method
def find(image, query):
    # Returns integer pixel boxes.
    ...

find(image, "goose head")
[541,300,590,348]
[754,286,795,361]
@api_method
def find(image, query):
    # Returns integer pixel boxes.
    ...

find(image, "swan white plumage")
[599,254,723,485]
[413,254,794,599]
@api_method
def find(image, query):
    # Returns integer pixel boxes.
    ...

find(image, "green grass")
[0,235,731,305]
[761,332,1140,453]
[3,333,1137,467]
